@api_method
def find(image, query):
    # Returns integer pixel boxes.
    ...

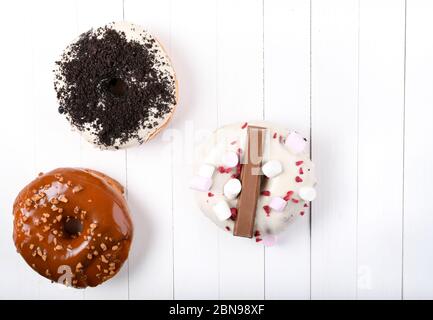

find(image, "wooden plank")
[310,0,359,299]
[217,0,265,299]
[263,0,311,300]
[357,0,405,300]
[170,0,220,299]
[0,0,41,299]
[403,0,433,300]
[30,0,83,299]
[73,0,129,300]
[124,0,175,300]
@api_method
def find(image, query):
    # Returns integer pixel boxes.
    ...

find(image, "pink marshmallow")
[263,234,277,247]
[269,197,287,212]
[189,176,212,192]
[221,151,239,168]
[285,132,307,154]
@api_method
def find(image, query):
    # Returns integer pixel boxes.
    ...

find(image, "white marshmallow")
[223,178,242,200]
[298,187,317,201]
[261,160,283,178]
[198,164,215,178]
[221,151,239,168]
[189,176,212,192]
[285,132,307,154]
[213,200,232,221]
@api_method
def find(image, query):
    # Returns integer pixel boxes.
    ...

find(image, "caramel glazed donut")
[13,168,133,288]
[54,21,178,150]
[191,121,317,245]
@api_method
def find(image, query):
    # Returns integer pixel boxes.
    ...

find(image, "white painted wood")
[263,0,311,300]
[357,0,405,300]
[170,0,220,299]
[30,0,83,300]
[403,0,433,300]
[217,0,265,300]
[124,0,174,300]
[311,0,359,299]
[0,0,41,300]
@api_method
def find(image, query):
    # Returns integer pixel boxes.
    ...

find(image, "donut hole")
[107,78,127,97]
[63,217,83,238]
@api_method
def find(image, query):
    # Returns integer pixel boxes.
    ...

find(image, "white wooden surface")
[0,0,432,300]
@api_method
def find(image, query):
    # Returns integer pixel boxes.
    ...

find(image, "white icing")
[54,21,177,150]
[193,121,317,242]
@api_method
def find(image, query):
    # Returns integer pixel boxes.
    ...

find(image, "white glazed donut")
[191,121,317,244]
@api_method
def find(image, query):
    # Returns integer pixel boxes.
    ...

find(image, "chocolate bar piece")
[234,126,266,238]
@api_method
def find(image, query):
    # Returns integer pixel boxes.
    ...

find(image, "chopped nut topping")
[58,195,68,203]
[42,226,50,232]
[109,271,115,275]
[74,206,80,214]
[22,215,28,222]
[87,253,93,260]
[50,198,59,205]
[111,245,119,251]
[36,233,44,241]
[51,205,59,212]
[54,245,63,251]
[96,265,101,271]
[56,215,62,222]
[101,255,108,263]
[24,199,32,207]
[42,213,50,218]
[29,244,34,250]
[100,243,107,251]
[52,230,58,235]
[58,208,64,214]
[31,194,42,202]
[90,223,97,230]
[76,262,83,271]
[73,185,84,193]
[93,250,99,256]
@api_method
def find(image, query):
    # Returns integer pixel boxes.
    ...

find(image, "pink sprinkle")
[261,190,271,196]
[224,167,232,173]
[296,161,304,166]
[300,211,305,216]
[292,198,299,203]
[241,122,248,129]
[273,132,277,139]
[256,238,263,243]
[299,167,304,175]
[263,205,271,216]
[295,176,303,183]
[283,191,294,201]
[208,192,214,197]
[230,208,238,221]
[304,203,309,208]
[225,226,231,231]
[217,166,226,173]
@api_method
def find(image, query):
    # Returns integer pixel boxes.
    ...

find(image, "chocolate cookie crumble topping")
[54,23,176,148]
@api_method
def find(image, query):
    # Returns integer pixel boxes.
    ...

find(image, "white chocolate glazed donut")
[191,121,317,244]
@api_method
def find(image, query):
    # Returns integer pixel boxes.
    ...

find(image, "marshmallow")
[262,234,277,247]
[223,178,242,200]
[198,164,215,178]
[298,187,317,201]
[190,176,212,192]
[213,200,232,221]
[262,160,283,178]
[221,151,239,168]
[269,197,287,211]
[285,132,307,154]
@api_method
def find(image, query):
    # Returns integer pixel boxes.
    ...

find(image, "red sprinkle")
[295,176,303,183]
[304,203,309,208]
[300,211,305,216]
[208,192,214,197]
[296,161,304,166]
[225,226,231,231]
[263,205,271,216]
[256,238,263,243]
[283,191,294,201]
[261,190,271,196]
[225,167,233,173]
[273,132,277,139]
[241,122,248,129]
[230,208,238,221]
[299,167,304,175]
[279,135,284,144]
[254,230,261,237]
[292,198,299,203]
[217,166,226,173]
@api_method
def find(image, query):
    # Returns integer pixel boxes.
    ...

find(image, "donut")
[54,21,178,150]
[190,121,317,245]
[13,168,133,288]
